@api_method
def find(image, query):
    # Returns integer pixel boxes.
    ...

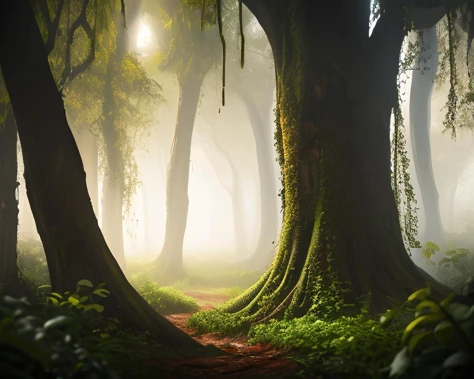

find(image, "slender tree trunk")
[101,62,126,271]
[156,76,204,280]
[141,182,151,253]
[206,127,248,257]
[0,0,204,349]
[0,107,20,293]
[409,27,444,245]
[236,90,278,269]
[208,1,449,326]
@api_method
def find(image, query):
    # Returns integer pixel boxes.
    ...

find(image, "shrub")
[385,286,474,379]
[132,279,199,314]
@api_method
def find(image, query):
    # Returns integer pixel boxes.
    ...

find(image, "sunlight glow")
[137,22,151,49]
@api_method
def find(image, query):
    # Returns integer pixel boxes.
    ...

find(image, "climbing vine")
[444,10,459,137]
[391,33,421,252]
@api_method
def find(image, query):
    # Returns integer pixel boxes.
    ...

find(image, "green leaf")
[455,248,470,256]
[424,241,440,251]
[46,297,59,305]
[79,296,88,303]
[408,287,431,301]
[434,320,455,344]
[84,304,104,313]
[408,331,432,355]
[44,315,71,330]
[36,285,52,292]
[402,313,443,345]
[389,346,410,377]
[440,293,456,308]
[77,279,94,288]
[447,303,471,321]
[423,248,436,261]
[93,289,110,298]
[415,299,440,316]
[49,292,63,299]
[68,296,80,306]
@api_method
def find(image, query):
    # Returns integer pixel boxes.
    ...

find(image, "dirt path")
[156,291,299,378]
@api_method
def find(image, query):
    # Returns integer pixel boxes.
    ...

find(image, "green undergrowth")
[0,280,177,378]
[188,309,253,335]
[188,309,403,377]
[250,315,402,377]
[17,239,50,291]
[132,279,199,315]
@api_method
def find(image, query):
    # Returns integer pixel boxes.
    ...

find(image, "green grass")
[133,280,199,315]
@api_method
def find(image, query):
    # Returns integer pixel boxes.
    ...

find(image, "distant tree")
[409,27,446,245]
[231,46,277,269]
[153,0,217,280]
[0,0,201,348]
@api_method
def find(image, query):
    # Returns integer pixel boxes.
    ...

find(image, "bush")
[131,278,199,315]
[0,280,172,378]
[385,286,474,379]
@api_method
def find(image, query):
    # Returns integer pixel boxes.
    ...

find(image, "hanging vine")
[216,0,226,106]
[391,33,421,252]
[238,0,245,68]
[444,10,459,138]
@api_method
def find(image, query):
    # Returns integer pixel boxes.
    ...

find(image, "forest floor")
[156,291,300,378]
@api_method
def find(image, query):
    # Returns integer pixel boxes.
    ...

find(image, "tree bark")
[0,0,203,349]
[409,27,444,245]
[156,76,204,280]
[73,127,99,216]
[0,107,20,293]
[207,0,450,325]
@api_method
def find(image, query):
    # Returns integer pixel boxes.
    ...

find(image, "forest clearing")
[2,0,474,378]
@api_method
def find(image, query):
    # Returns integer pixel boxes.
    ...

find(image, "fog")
[17,4,282,266]
[16,3,474,279]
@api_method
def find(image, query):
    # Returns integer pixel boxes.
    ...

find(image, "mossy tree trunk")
[409,27,444,245]
[0,0,203,349]
[216,0,450,323]
[156,75,204,280]
[0,107,20,293]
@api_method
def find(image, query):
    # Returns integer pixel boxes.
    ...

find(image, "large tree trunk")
[204,0,450,325]
[156,76,204,280]
[409,27,444,245]
[0,106,20,293]
[73,127,99,216]
[0,0,203,349]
